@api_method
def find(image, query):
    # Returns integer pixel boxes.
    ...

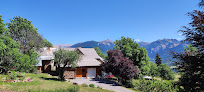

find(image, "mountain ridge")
[54,38,189,65]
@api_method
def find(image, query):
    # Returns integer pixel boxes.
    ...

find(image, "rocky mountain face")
[71,39,114,54]
[54,39,189,65]
[139,39,189,65]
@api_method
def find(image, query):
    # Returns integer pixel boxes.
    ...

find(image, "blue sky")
[0,0,200,44]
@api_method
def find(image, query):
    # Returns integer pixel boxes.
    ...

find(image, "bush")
[132,79,176,92]
[97,86,102,89]
[89,84,95,88]
[6,71,18,80]
[6,71,25,80]
[81,83,88,87]
[158,64,175,80]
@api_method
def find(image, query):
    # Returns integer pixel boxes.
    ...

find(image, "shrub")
[158,64,175,80]
[97,86,102,89]
[6,71,18,80]
[81,83,88,87]
[89,84,95,88]
[132,79,176,92]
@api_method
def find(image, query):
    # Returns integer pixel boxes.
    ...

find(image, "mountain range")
[54,39,189,65]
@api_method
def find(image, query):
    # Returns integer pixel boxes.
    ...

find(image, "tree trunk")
[56,65,60,75]
[60,67,66,81]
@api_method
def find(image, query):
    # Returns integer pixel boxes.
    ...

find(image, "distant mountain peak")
[101,39,114,43]
[54,38,188,66]
[99,39,114,46]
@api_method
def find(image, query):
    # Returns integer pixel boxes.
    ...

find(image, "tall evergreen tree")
[155,53,162,66]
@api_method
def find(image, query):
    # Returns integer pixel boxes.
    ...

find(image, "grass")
[0,73,112,92]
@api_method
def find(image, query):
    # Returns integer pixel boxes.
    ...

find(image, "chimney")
[47,47,51,51]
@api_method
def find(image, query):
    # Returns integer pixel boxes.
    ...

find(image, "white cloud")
[179,33,182,36]
[135,39,140,42]
[177,38,181,40]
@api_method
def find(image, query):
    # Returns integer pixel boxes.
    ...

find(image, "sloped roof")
[36,47,103,67]
[77,48,103,66]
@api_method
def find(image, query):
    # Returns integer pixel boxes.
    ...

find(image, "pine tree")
[155,53,162,66]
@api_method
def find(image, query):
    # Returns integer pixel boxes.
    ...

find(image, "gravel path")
[69,78,134,92]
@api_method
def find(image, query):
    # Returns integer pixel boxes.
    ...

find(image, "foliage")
[6,70,18,80]
[97,86,102,89]
[173,52,204,91]
[174,3,204,91]
[140,60,151,76]
[199,0,204,7]
[158,64,175,80]
[132,79,176,92]
[179,10,204,51]
[155,53,162,66]
[102,50,139,82]
[3,71,34,83]
[43,39,53,47]
[0,15,5,34]
[0,35,19,73]
[94,47,106,59]
[114,37,149,67]
[149,62,160,78]
[54,48,80,80]
[12,49,39,73]
[0,35,38,73]
[81,83,88,87]
[0,16,51,73]
[89,84,95,88]
[7,16,52,54]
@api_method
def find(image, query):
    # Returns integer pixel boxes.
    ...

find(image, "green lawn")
[0,73,112,92]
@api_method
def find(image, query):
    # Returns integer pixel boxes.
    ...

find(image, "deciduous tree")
[158,64,175,80]
[102,50,139,82]
[173,3,204,91]
[54,48,80,80]
[114,37,149,67]
[94,47,106,59]
[7,16,52,54]
[179,10,204,51]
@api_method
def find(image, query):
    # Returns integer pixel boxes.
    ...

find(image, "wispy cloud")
[179,33,182,36]
[135,39,140,42]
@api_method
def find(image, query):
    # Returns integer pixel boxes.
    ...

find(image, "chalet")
[35,47,104,79]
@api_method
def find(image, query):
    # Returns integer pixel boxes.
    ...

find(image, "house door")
[87,68,96,78]
[42,60,51,73]
[82,69,86,77]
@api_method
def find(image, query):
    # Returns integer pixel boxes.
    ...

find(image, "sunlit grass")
[0,73,111,92]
